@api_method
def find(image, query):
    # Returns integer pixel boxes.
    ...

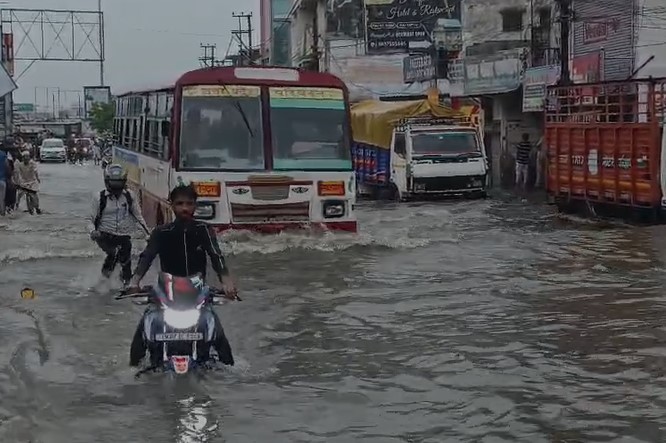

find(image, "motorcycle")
[116,272,239,376]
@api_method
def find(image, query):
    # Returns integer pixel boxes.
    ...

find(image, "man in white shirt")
[88,164,149,285]
[92,142,102,166]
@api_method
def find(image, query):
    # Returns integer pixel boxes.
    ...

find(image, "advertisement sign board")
[83,86,111,119]
[522,65,560,112]
[365,0,461,54]
[403,53,435,83]
[461,51,524,96]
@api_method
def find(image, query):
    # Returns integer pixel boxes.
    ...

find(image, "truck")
[545,78,666,222]
[350,95,488,201]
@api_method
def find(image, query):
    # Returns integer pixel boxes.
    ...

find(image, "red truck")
[545,78,666,222]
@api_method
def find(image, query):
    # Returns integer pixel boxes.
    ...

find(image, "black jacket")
[134,219,229,281]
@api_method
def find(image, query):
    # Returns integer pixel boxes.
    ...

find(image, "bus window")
[179,88,263,170]
[269,87,351,170]
[123,120,130,147]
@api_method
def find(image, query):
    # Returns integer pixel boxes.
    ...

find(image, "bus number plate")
[192,182,221,197]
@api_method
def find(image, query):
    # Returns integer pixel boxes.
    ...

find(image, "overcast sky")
[11,0,260,108]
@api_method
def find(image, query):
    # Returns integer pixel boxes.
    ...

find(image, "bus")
[112,66,357,233]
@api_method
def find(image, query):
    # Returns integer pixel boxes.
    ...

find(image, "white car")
[39,138,67,163]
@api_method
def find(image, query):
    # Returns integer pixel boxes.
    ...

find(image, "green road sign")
[14,103,35,112]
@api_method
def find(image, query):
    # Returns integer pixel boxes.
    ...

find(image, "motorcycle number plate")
[155,332,203,341]
[171,356,190,374]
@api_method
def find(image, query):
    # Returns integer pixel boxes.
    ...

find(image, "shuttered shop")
[572,0,635,81]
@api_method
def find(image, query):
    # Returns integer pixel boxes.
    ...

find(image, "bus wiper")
[456,152,482,158]
[218,83,254,138]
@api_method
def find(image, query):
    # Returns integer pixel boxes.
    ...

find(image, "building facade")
[259,0,295,66]
[266,0,666,188]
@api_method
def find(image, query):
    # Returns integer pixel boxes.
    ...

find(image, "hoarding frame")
[83,85,111,119]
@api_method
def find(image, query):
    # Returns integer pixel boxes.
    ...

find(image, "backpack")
[94,189,134,230]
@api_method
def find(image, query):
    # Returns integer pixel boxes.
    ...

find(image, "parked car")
[39,138,67,163]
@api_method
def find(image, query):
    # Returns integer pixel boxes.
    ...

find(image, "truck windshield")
[411,131,479,155]
[269,87,351,170]
[179,85,264,170]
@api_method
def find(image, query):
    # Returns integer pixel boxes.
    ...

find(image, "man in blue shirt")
[0,147,9,216]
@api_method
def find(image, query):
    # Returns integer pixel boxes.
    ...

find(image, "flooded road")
[1,163,666,442]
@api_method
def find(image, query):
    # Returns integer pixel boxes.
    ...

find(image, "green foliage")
[88,102,115,133]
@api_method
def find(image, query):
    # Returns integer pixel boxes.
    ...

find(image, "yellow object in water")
[21,287,35,299]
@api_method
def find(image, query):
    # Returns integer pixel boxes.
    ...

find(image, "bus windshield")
[179,85,264,170]
[269,87,351,170]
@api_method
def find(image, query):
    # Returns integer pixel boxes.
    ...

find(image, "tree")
[88,102,115,133]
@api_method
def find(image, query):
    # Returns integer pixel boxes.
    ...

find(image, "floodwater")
[1,163,666,442]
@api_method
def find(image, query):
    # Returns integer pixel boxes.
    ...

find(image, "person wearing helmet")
[13,150,41,215]
[88,164,149,285]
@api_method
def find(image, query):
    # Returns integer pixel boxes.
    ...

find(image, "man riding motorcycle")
[127,183,238,367]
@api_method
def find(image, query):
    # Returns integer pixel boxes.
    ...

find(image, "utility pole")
[232,12,253,66]
[98,0,105,85]
[557,0,571,85]
[311,5,320,71]
[199,43,218,67]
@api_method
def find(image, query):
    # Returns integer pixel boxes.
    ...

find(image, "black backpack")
[93,189,134,230]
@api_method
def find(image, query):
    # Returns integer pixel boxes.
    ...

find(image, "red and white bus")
[112,66,357,233]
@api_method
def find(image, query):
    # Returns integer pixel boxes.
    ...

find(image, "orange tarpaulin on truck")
[350,96,478,150]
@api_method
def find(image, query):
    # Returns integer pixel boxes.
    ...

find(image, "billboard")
[83,86,111,119]
[364,0,461,54]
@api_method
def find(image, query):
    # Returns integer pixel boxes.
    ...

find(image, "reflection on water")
[175,395,219,443]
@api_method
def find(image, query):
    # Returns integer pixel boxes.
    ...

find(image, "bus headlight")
[194,202,215,219]
[323,200,345,218]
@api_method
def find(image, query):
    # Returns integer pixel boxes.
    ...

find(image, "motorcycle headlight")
[163,308,200,329]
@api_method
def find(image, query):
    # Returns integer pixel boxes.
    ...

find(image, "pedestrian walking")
[88,164,150,285]
[0,146,8,216]
[515,133,533,192]
[92,141,101,165]
[14,151,42,215]
[4,148,16,213]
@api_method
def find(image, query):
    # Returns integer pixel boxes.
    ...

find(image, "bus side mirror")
[161,121,170,138]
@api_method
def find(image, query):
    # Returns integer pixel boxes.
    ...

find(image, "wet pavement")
[1,163,666,442]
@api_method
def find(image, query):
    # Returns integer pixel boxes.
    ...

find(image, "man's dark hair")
[522,133,530,142]
[169,184,198,202]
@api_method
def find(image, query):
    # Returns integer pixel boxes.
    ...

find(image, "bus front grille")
[251,185,290,200]
[230,202,310,223]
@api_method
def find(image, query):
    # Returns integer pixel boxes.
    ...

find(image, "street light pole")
[98,0,105,85]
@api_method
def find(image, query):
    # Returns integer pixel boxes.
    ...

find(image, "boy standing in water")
[14,151,42,215]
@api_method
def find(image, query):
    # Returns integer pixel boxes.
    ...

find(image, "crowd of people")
[0,135,42,216]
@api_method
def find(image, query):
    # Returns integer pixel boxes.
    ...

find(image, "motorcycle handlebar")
[115,286,240,301]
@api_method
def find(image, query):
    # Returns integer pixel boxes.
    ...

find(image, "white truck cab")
[389,118,488,200]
